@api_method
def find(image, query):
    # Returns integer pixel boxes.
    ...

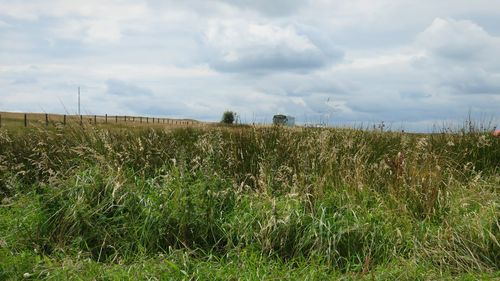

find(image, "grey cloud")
[209,49,329,73]
[130,103,187,117]
[147,0,304,17]
[346,98,452,122]
[11,77,37,85]
[448,76,500,94]
[106,79,154,97]
[287,80,351,97]
[219,0,304,16]
[400,91,432,100]
[433,67,500,95]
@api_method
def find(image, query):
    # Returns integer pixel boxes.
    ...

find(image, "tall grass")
[0,124,498,279]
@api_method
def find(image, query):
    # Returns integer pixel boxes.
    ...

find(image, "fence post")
[94,115,97,125]
[105,114,107,124]
[115,116,118,123]
[63,115,66,125]
[80,115,83,126]
[146,117,149,123]
[140,117,142,123]
[124,115,127,122]
[24,114,27,127]
[45,114,49,126]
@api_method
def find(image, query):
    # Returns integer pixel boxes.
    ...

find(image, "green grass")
[0,124,499,280]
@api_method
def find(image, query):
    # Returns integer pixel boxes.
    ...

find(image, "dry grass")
[0,111,203,129]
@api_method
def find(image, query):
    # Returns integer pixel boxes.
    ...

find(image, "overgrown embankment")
[0,126,498,279]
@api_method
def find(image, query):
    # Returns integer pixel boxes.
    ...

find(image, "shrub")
[221,111,235,125]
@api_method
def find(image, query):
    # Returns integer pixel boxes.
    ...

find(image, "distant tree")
[221,111,235,125]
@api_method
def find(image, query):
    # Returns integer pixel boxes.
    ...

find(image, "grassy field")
[0,111,201,130]
[0,120,499,280]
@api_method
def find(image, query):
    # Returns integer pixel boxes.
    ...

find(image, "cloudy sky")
[0,0,499,131]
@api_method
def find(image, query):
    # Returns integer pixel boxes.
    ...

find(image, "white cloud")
[219,0,304,16]
[0,0,148,21]
[318,17,500,126]
[84,20,123,43]
[49,19,122,43]
[207,20,317,57]
[205,19,341,72]
[416,18,500,62]
[0,19,9,28]
[0,0,149,44]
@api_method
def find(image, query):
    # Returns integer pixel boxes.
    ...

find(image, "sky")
[0,0,499,131]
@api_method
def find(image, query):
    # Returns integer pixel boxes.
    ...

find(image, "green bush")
[221,111,235,124]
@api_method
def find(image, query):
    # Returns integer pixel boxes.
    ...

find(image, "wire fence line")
[0,112,197,128]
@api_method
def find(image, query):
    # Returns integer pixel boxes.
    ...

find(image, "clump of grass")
[34,164,235,262]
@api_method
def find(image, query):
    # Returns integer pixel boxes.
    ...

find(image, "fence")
[0,113,196,128]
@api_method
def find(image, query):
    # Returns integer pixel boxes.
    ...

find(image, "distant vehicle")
[273,114,295,127]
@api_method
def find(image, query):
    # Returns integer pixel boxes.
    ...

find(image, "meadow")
[0,119,499,280]
[0,111,198,131]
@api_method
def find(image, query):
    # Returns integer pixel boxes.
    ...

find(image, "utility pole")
[78,86,81,116]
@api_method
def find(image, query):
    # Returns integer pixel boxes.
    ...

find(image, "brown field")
[0,111,204,129]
